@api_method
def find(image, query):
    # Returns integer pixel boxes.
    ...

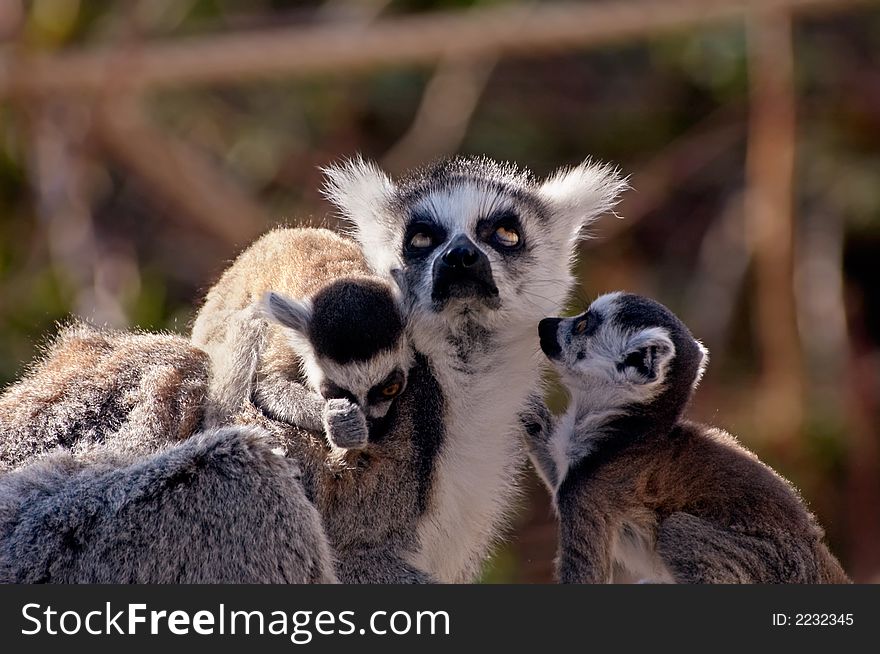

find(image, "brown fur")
[0,323,209,473]
[554,421,850,584]
[192,226,436,583]
[191,227,398,429]
[0,324,337,583]
[532,293,850,584]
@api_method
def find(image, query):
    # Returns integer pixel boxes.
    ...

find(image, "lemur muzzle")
[538,318,562,359]
[431,235,498,305]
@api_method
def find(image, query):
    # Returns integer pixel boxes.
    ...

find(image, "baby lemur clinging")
[527,292,849,584]
[191,227,411,451]
[192,226,439,583]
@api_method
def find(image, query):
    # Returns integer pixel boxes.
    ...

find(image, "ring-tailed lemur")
[0,155,624,585]
[0,326,335,583]
[0,426,336,583]
[0,323,209,473]
[191,226,438,583]
[527,292,850,583]
[324,156,627,582]
[191,227,411,452]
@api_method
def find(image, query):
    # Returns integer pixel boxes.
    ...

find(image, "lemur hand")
[519,394,553,444]
[322,399,369,450]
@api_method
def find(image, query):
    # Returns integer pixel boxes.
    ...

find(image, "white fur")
[538,160,629,246]
[322,157,400,275]
[611,519,675,584]
[327,156,626,582]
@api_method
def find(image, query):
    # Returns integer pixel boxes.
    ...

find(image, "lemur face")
[538,292,691,409]
[266,279,412,421]
[395,172,544,317]
[323,156,628,328]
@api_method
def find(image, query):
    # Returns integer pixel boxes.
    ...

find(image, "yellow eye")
[382,382,402,397]
[409,232,433,249]
[494,226,520,247]
[575,320,587,334]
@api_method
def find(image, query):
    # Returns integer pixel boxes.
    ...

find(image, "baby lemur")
[191,227,411,452]
[192,227,437,583]
[527,292,849,584]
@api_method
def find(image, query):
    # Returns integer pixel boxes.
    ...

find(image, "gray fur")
[0,323,210,472]
[322,398,369,449]
[325,155,626,581]
[266,291,313,335]
[529,292,850,584]
[0,427,336,584]
[0,324,335,584]
[192,227,436,583]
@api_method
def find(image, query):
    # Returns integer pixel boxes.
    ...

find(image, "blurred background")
[0,0,878,582]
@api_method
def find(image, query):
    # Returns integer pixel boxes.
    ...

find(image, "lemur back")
[192,227,410,451]
[0,324,209,473]
[529,292,849,584]
[193,228,371,421]
[192,226,436,583]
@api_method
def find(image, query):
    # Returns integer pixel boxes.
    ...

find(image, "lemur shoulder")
[191,226,437,583]
[192,227,411,453]
[528,292,850,584]
[0,327,335,583]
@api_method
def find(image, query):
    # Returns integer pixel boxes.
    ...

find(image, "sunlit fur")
[324,155,627,582]
[192,228,410,432]
[530,293,849,584]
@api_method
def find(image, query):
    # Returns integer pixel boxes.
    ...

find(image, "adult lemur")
[0,155,624,583]
[0,327,334,583]
[527,292,850,583]
[190,156,624,583]
[324,156,626,581]
[192,226,438,583]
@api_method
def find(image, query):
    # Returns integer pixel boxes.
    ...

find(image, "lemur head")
[539,292,708,426]
[265,277,411,420]
[323,156,627,331]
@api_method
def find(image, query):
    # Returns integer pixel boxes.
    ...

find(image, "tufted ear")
[537,158,628,251]
[264,292,312,336]
[618,327,675,385]
[322,156,400,275]
[693,339,710,389]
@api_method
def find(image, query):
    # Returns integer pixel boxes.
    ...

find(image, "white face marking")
[398,180,577,336]
[323,157,628,583]
[287,333,412,419]
[549,293,676,413]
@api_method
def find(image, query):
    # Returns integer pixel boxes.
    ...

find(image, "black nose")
[442,242,480,268]
[432,235,498,307]
[538,318,562,359]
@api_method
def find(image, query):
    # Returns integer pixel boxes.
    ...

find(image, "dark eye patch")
[572,310,600,337]
[476,209,524,253]
[366,369,406,405]
[319,381,357,404]
[403,212,447,259]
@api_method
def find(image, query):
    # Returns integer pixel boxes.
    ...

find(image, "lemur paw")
[519,395,553,443]
[323,399,369,450]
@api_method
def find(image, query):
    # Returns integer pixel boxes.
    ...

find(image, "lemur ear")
[264,292,312,336]
[322,156,399,274]
[693,339,710,388]
[537,158,628,248]
[618,327,675,384]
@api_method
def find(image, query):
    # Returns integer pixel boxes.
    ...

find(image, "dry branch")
[0,0,871,98]
[744,10,803,448]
